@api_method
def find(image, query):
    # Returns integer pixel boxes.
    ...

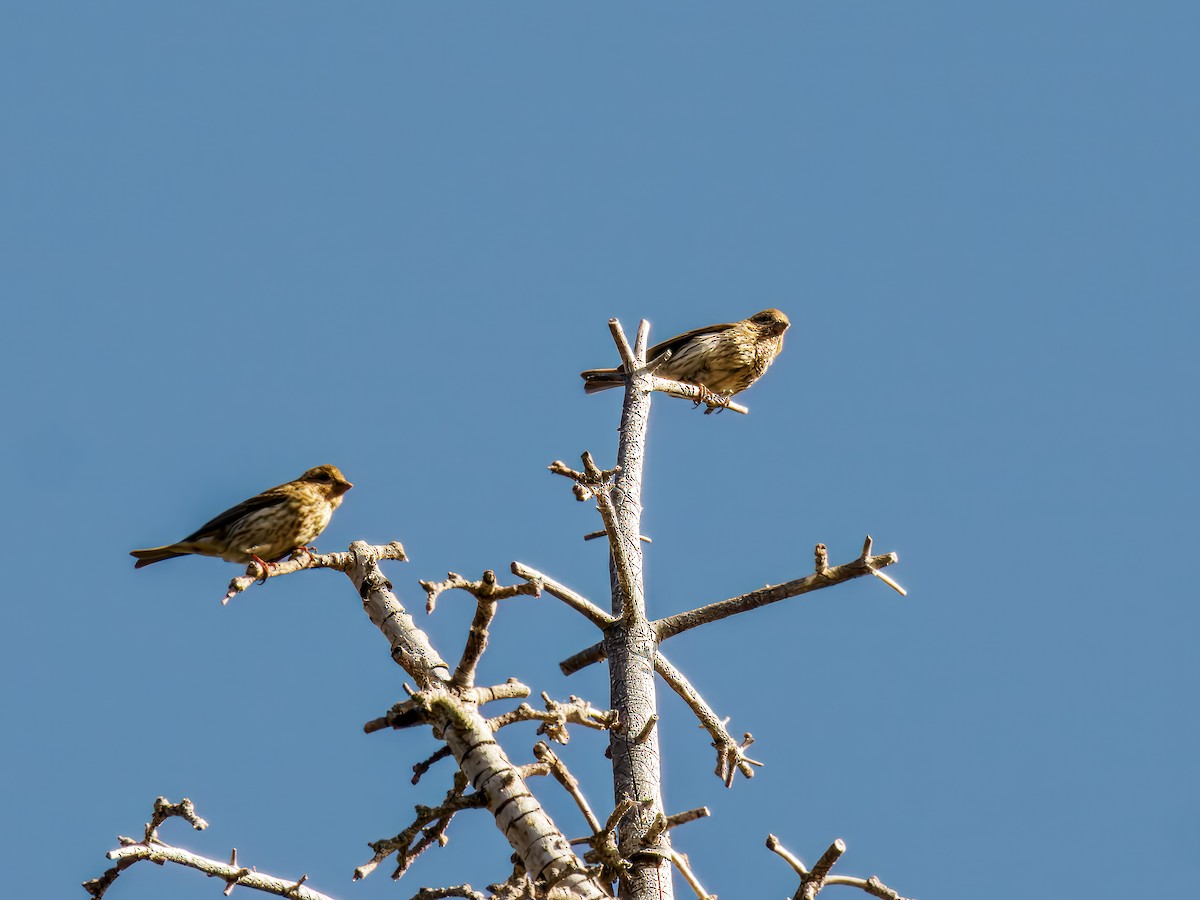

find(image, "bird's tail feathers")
[580,369,625,394]
[130,546,189,568]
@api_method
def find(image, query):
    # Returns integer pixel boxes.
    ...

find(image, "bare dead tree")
[87,317,909,900]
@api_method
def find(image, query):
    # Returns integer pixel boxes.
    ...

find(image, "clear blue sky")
[3,4,1197,899]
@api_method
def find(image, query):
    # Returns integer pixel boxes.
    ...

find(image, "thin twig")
[545,453,644,622]
[473,680,533,706]
[533,742,603,835]
[663,808,710,830]
[582,530,652,544]
[609,318,638,374]
[354,775,485,882]
[559,542,902,675]
[655,653,761,786]
[510,562,615,629]
[222,541,407,605]
[631,714,658,744]
[633,318,650,361]
[411,746,454,785]
[418,569,539,689]
[580,453,642,622]
[647,375,749,414]
[559,642,609,676]
[667,848,716,900]
[363,689,436,733]
[486,693,618,742]
[586,798,648,885]
[654,541,903,643]
[421,569,541,615]
[84,798,334,900]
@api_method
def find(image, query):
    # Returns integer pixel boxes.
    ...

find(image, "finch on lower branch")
[130,464,353,569]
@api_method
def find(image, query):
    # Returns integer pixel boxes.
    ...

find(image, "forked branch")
[548,453,645,622]
[532,742,604,836]
[420,569,541,688]
[766,835,913,900]
[598,316,749,414]
[355,773,485,882]
[486,692,619,743]
[655,653,762,786]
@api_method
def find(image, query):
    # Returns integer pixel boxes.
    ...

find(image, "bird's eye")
[313,472,331,482]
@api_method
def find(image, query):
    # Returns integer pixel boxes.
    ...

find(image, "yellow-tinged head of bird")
[748,308,790,336]
[298,464,354,498]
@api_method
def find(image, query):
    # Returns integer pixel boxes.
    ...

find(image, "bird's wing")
[585,321,733,377]
[181,490,290,542]
[645,322,732,361]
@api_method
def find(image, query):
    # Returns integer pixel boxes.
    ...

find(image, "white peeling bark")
[438,700,603,897]
[344,544,608,899]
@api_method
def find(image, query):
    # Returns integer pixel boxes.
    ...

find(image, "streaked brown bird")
[581,308,790,406]
[130,464,353,569]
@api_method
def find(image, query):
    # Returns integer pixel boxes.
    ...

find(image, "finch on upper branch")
[130,464,353,569]
[580,308,790,403]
